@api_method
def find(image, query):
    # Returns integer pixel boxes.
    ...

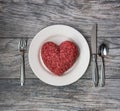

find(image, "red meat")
[41,41,79,76]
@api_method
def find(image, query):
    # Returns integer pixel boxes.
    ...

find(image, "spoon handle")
[100,57,105,87]
[92,54,99,87]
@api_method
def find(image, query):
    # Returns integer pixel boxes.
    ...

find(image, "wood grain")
[0,38,120,79]
[0,0,120,38]
[0,0,120,110]
[0,79,120,111]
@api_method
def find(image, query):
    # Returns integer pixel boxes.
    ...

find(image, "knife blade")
[91,24,99,87]
[91,24,97,54]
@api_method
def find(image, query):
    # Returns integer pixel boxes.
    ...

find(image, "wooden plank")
[0,1,120,110]
[0,39,36,78]
[0,0,120,38]
[0,38,120,79]
[0,78,120,111]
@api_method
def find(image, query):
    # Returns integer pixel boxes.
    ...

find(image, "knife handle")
[92,54,99,87]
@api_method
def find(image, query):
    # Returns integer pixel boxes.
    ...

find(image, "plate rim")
[28,24,90,86]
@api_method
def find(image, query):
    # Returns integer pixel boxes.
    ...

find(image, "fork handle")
[20,52,25,86]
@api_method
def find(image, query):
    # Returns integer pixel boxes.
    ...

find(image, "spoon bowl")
[99,43,109,57]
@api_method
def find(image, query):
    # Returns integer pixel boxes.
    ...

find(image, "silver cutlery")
[91,24,99,87]
[98,43,109,87]
[18,39,27,86]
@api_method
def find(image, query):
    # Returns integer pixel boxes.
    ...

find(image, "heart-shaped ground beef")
[41,41,79,76]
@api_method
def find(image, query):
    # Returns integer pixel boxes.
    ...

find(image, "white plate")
[29,25,90,86]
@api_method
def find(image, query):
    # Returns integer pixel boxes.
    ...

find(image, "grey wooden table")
[0,0,120,111]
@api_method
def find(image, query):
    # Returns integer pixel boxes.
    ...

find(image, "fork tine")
[23,39,27,47]
[18,39,27,51]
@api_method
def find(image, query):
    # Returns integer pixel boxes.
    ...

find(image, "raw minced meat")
[41,41,79,76]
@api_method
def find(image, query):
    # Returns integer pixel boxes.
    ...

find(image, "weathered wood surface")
[0,38,120,79]
[0,0,120,111]
[0,79,120,111]
[0,0,120,38]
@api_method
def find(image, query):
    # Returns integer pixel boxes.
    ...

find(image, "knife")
[91,24,99,87]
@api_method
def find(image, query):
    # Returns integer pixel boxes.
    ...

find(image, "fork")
[18,39,27,86]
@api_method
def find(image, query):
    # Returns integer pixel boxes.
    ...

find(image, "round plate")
[28,25,90,86]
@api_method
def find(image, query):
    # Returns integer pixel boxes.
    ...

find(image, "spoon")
[98,43,109,87]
